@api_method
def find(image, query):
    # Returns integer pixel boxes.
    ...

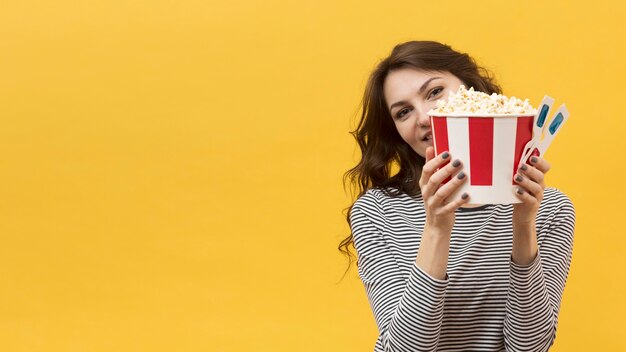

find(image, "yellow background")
[1,0,625,351]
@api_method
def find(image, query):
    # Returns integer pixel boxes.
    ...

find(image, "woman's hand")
[511,156,550,265]
[415,147,470,279]
[419,146,470,235]
[512,156,551,225]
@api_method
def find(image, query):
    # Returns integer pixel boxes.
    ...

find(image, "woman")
[340,41,575,352]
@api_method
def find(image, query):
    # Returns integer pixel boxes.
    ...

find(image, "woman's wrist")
[416,225,452,280]
[511,221,538,265]
[423,222,452,238]
[512,217,535,236]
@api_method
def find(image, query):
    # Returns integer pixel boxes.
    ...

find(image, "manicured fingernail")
[441,152,449,159]
[457,172,466,179]
[452,159,461,167]
[517,188,524,195]
[461,193,469,200]
[520,164,528,171]
[530,156,537,164]
[515,175,523,182]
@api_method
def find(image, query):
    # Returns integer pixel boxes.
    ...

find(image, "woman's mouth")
[422,132,432,142]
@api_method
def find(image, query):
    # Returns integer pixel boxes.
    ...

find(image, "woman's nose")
[415,108,431,128]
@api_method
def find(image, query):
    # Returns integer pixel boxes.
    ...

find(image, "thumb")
[425,146,435,162]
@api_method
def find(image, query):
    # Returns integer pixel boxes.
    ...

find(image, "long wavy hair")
[339,41,502,272]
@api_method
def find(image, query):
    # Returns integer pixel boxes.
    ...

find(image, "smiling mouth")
[422,133,433,142]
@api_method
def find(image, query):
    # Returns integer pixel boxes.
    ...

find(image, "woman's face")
[383,68,464,158]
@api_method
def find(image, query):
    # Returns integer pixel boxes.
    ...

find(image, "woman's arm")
[351,148,469,352]
[415,147,470,279]
[503,157,576,351]
[510,156,548,265]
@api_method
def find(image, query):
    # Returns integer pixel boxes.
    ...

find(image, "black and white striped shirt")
[350,187,575,352]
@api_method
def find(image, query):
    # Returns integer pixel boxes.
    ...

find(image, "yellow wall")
[1,0,625,351]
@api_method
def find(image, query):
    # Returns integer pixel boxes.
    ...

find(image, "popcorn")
[429,86,536,115]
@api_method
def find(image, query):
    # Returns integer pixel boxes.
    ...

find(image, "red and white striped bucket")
[430,114,534,204]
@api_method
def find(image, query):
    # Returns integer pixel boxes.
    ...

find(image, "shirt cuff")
[411,262,448,290]
[509,250,544,294]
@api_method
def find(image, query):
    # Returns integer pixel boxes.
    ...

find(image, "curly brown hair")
[339,41,502,272]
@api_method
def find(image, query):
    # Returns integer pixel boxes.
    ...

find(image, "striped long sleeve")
[350,188,575,352]
[503,192,576,351]
[351,205,448,351]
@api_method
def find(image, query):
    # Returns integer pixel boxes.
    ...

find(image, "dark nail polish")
[452,159,461,167]
[442,152,450,159]
[517,188,524,195]
[457,172,466,179]
[530,156,538,164]
[515,175,523,182]
[461,193,469,200]
[520,164,528,171]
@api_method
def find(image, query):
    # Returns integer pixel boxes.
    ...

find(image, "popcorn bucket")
[429,114,534,204]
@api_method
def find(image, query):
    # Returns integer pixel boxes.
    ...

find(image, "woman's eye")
[397,108,411,119]
[428,87,443,100]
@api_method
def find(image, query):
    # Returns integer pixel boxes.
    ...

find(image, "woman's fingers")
[419,151,451,191]
[514,173,543,198]
[514,186,541,206]
[529,156,551,174]
[440,192,470,214]
[420,151,450,179]
[514,156,550,203]
[517,163,544,185]
[421,157,464,200]
[419,151,470,214]
[427,158,463,189]
[429,167,467,206]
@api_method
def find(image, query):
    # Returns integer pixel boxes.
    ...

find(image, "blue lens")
[537,104,549,127]
[549,113,564,134]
